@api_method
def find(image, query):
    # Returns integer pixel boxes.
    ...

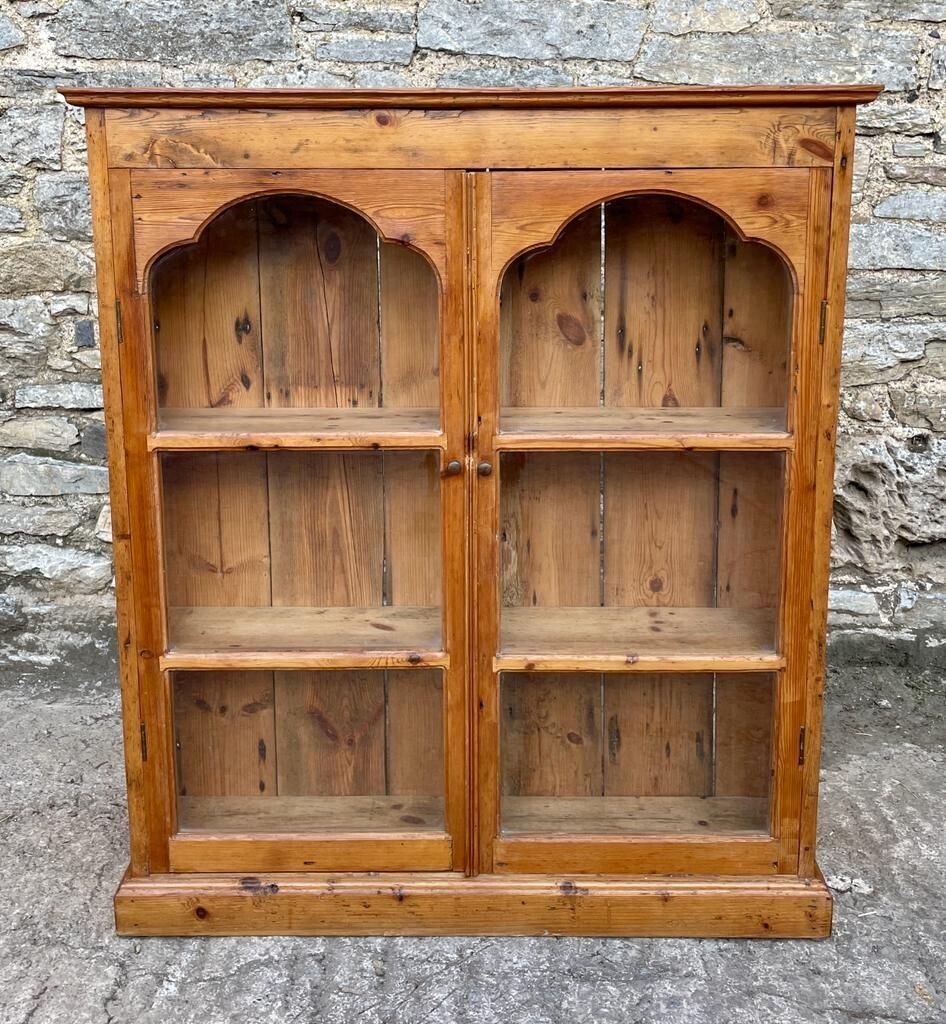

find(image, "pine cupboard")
[63,85,880,938]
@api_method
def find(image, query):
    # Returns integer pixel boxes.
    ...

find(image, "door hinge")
[798,726,806,766]
[115,299,124,344]
[139,721,148,762]
[818,299,828,345]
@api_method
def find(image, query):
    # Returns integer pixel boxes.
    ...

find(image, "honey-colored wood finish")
[67,85,875,938]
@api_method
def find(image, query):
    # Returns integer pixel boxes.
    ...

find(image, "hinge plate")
[818,299,828,345]
[798,726,806,766]
[139,721,148,762]
[115,299,124,344]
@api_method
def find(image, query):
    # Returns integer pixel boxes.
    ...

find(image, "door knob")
[445,459,462,475]
[477,461,493,477]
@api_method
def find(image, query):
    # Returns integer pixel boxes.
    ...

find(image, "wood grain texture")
[714,674,775,799]
[63,84,881,108]
[259,197,380,411]
[132,169,447,287]
[500,207,601,408]
[104,106,841,173]
[177,794,444,832]
[604,197,722,409]
[173,672,276,798]
[115,870,831,937]
[498,606,779,672]
[152,201,263,410]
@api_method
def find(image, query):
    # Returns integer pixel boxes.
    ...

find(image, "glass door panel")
[501,671,774,835]
[173,669,445,834]
[150,194,441,446]
[160,449,443,661]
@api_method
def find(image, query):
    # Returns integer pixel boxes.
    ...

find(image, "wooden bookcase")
[63,84,880,938]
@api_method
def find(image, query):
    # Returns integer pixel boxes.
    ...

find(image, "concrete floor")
[0,663,943,1024]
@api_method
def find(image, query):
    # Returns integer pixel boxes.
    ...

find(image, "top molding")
[59,85,883,110]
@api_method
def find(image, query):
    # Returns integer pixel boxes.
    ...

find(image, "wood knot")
[557,312,586,346]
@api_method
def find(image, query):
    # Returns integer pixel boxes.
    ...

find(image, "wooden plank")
[267,452,383,607]
[115,869,833,938]
[161,452,271,608]
[173,672,276,798]
[603,675,713,797]
[105,106,839,170]
[500,452,600,608]
[497,406,792,449]
[493,836,779,875]
[178,794,444,832]
[501,674,602,798]
[499,453,603,804]
[152,201,263,410]
[379,242,441,409]
[151,406,443,449]
[168,836,452,874]
[603,452,717,607]
[274,671,386,797]
[721,231,792,414]
[500,207,601,408]
[164,606,446,669]
[258,196,380,411]
[498,606,779,672]
[604,197,723,410]
[383,452,444,798]
[386,671,445,798]
[716,453,783,612]
[66,84,882,109]
[715,674,775,798]
[503,794,768,834]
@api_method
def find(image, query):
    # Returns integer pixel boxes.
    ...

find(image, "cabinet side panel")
[714,674,774,798]
[259,196,380,410]
[85,111,150,874]
[153,202,264,410]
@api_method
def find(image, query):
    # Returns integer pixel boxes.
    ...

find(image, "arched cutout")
[500,193,793,416]
[151,193,440,414]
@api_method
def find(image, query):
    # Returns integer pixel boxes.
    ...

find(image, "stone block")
[0,105,64,170]
[0,242,93,296]
[0,502,81,537]
[842,321,946,385]
[0,543,113,592]
[35,173,92,242]
[15,383,103,410]
[0,416,79,452]
[875,191,946,223]
[0,454,108,496]
[849,222,946,271]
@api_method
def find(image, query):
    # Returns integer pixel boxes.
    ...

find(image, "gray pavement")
[0,663,943,1024]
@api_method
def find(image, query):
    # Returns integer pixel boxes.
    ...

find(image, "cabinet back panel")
[151,195,440,416]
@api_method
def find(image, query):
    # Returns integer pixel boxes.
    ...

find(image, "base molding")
[115,868,832,938]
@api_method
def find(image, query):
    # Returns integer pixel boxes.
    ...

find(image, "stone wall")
[0,0,943,679]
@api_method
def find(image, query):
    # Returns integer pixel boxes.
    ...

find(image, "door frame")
[470,168,832,876]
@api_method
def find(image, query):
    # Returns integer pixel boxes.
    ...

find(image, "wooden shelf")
[178,795,444,834]
[497,407,791,450]
[502,795,768,835]
[497,607,779,672]
[163,605,446,670]
[150,407,444,450]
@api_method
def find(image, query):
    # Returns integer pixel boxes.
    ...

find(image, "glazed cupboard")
[64,85,880,937]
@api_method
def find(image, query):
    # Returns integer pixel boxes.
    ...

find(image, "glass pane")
[499,196,792,436]
[151,194,440,433]
[499,451,783,661]
[501,672,773,835]
[173,669,444,833]
[161,449,442,655]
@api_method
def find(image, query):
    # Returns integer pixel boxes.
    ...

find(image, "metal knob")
[445,459,462,476]
[477,461,493,477]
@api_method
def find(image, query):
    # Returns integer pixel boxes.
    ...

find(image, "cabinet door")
[112,170,468,873]
[472,169,829,875]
